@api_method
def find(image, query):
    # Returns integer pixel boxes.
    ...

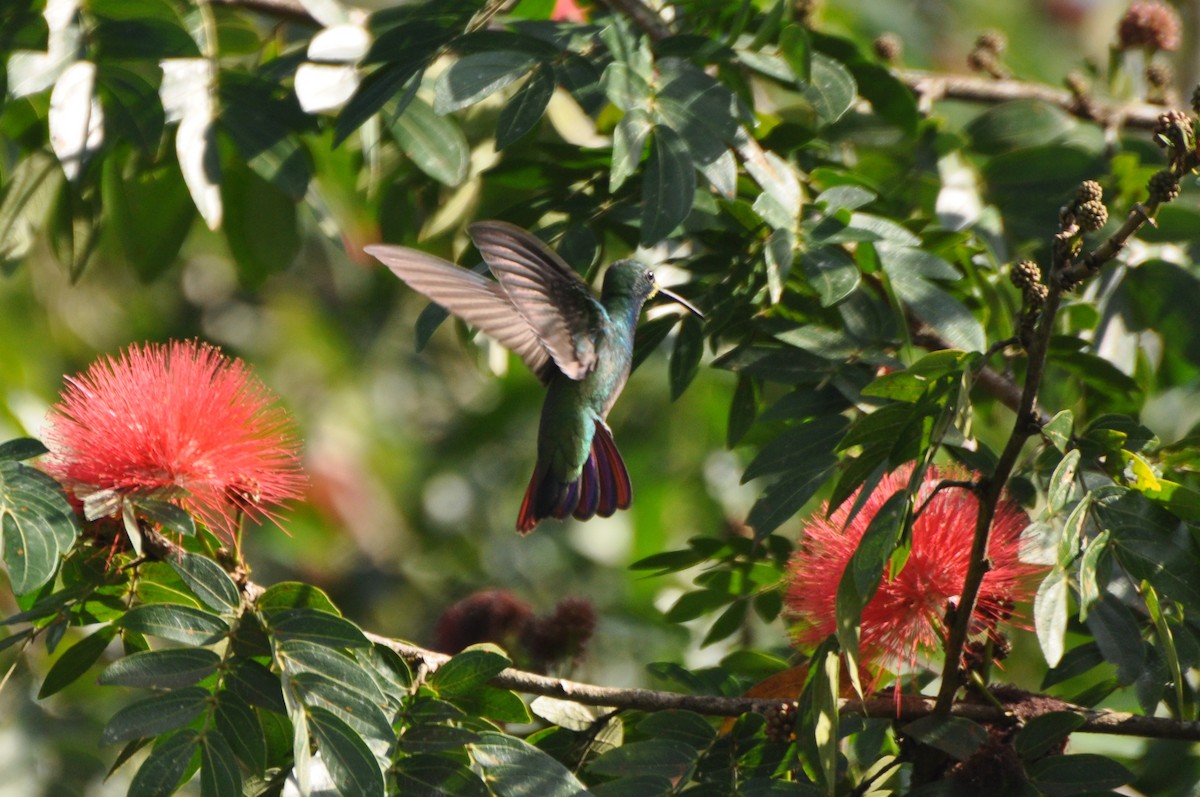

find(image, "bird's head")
[601,261,703,317]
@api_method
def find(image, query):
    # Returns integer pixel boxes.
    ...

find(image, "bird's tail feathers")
[515,421,632,534]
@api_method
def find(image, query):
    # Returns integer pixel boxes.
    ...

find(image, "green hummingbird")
[365,221,702,533]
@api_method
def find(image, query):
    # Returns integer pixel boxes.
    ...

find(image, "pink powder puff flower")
[551,0,588,23]
[41,340,305,541]
[784,466,1043,689]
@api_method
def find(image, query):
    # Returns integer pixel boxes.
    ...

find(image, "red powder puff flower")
[784,466,1042,688]
[41,341,305,540]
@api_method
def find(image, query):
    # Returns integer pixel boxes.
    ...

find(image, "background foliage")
[2,0,1200,794]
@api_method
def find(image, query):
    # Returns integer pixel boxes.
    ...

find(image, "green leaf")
[435,50,538,114]
[102,686,210,745]
[1143,583,1188,719]
[763,227,795,304]
[101,155,194,280]
[966,99,1075,155]
[497,64,554,149]
[882,257,985,353]
[1076,529,1109,618]
[307,706,386,797]
[393,97,469,186]
[472,731,590,797]
[214,690,267,775]
[119,604,230,646]
[0,151,62,267]
[701,600,748,647]
[636,710,715,748]
[446,684,532,724]
[836,490,907,697]
[430,646,511,695]
[200,730,241,797]
[1014,711,1085,762]
[1095,487,1200,610]
[217,74,313,200]
[0,438,48,462]
[779,23,812,82]
[264,608,370,649]
[1042,410,1074,453]
[333,55,429,145]
[170,553,240,615]
[611,108,652,193]
[641,125,695,246]
[902,716,988,761]
[1035,569,1069,668]
[221,162,302,290]
[602,62,652,112]
[39,625,117,698]
[1048,449,1081,513]
[669,315,703,400]
[1042,643,1104,689]
[1085,595,1146,685]
[800,53,855,126]
[134,500,196,537]
[394,754,488,795]
[589,738,699,781]
[277,640,384,701]
[1028,753,1132,796]
[801,246,860,307]
[99,648,221,689]
[742,416,849,483]
[746,462,836,538]
[399,721,480,755]
[0,460,81,594]
[225,657,287,714]
[257,582,340,614]
[128,729,200,797]
[807,645,839,795]
[90,0,198,59]
[289,670,393,749]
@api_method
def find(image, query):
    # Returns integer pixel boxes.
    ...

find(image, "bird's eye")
[646,271,655,282]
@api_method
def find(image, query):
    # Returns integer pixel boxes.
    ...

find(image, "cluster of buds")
[1153,109,1196,163]
[1147,111,1196,205]
[1010,259,1048,347]
[1116,2,1181,53]
[967,30,1007,79]
[433,589,597,672]
[764,700,800,743]
[1073,180,1109,232]
[872,33,902,64]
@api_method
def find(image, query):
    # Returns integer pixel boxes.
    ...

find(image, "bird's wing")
[468,221,604,381]
[365,244,554,380]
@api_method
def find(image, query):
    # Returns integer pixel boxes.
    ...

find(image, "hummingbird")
[365,221,702,533]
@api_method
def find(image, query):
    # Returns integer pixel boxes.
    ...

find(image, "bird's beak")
[654,286,704,318]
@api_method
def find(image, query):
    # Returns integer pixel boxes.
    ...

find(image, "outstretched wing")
[365,244,554,380]
[469,221,605,381]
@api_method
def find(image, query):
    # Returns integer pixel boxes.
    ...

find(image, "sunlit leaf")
[0,460,80,595]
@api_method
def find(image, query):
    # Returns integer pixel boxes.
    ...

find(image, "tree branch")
[368,633,1200,741]
[933,142,1183,713]
[897,68,1167,130]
